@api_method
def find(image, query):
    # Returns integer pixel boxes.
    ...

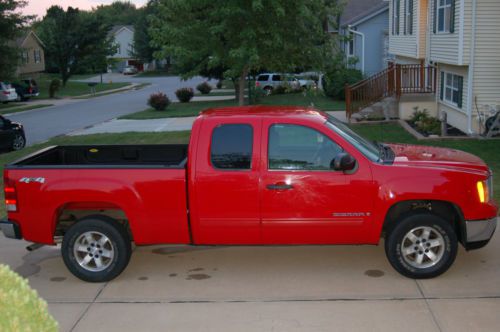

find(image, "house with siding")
[108,25,141,73]
[15,31,46,78]
[388,0,500,135]
[336,0,391,76]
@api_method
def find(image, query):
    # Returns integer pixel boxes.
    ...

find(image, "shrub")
[175,87,194,103]
[271,84,288,95]
[322,68,363,100]
[0,264,58,331]
[409,107,441,136]
[49,79,61,98]
[196,82,212,95]
[148,92,170,111]
[216,80,223,89]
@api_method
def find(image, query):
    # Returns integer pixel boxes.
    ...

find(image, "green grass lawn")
[121,92,345,119]
[0,104,53,115]
[0,103,26,110]
[34,74,129,99]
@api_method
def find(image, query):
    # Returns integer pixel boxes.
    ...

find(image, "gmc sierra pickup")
[1,106,497,282]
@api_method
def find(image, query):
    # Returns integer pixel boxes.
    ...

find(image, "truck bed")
[8,145,188,168]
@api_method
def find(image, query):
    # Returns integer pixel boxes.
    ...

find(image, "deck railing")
[345,64,436,121]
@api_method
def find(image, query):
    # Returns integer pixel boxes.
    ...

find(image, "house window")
[346,32,355,56]
[436,0,454,33]
[441,72,463,108]
[34,50,41,63]
[392,0,400,35]
[21,51,29,64]
[404,0,413,35]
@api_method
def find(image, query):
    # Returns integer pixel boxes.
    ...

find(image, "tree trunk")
[237,67,248,106]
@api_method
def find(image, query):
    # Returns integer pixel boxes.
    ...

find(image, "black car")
[11,79,39,101]
[0,115,26,151]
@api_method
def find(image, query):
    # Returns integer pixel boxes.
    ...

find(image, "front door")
[260,120,373,244]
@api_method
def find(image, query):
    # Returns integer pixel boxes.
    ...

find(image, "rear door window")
[272,75,281,81]
[211,124,253,170]
[257,75,269,81]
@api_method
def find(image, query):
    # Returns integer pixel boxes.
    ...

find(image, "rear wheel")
[263,86,273,95]
[11,134,25,151]
[385,213,457,279]
[62,216,131,282]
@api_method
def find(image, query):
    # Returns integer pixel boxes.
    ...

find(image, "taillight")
[255,82,260,87]
[3,91,9,95]
[4,177,18,212]
[28,87,32,93]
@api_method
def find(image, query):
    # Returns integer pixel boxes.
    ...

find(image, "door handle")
[266,183,293,190]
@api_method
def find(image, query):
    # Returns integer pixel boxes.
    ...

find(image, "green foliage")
[409,107,441,136]
[94,1,141,26]
[48,78,61,98]
[175,87,194,103]
[0,0,32,79]
[36,6,115,85]
[0,264,58,331]
[323,67,364,100]
[148,92,170,111]
[216,80,223,89]
[132,1,160,63]
[196,82,212,95]
[150,0,342,105]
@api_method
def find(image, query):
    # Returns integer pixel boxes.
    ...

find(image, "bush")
[216,80,223,89]
[148,92,171,111]
[409,107,441,136]
[175,87,194,103]
[271,85,288,95]
[0,264,58,331]
[49,78,61,98]
[196,82,212,95]
[322,68,363,100]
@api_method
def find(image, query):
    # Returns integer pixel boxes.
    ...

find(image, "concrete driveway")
[1,220,499,331]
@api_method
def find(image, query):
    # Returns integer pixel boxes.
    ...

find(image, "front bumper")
[0,220,22,239]
[464,217,497,250]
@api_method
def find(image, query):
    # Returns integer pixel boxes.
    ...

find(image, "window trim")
[404,0,413,35]
[441,72,463,109]
[346,31,355,57]
[267,123,343,172]
[34,49,41,64]
[436,0,452,33]
[210,123,254,171]
[392,0,400,35]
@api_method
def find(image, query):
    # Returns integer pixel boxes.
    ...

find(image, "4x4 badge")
[20,177,45,184]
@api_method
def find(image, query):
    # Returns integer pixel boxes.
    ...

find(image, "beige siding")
[472,0,500,112]
[417,0,428,58]
[389,0,420,58]
[429,0,461,64]
[17,33,45,76]
[460,0,472,64]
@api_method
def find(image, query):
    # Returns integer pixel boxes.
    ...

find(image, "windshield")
[325,115,380,162]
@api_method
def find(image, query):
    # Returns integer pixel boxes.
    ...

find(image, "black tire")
[263,86,273,95]
[62,216,132,282]
[11,134,25,151]
[385,212,458,279]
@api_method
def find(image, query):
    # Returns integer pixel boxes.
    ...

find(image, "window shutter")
[457,76,463,108]
[409,0,414,35]
[433,0,437,33]
[404,0,407,35]
[450,0,456,33]
[440,71,444,100]
[396,0,400,35]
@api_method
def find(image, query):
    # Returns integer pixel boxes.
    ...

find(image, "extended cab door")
[190,117,262,244]
[260,119,375,244]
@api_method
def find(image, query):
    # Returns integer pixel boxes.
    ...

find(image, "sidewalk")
[68,111,348,136]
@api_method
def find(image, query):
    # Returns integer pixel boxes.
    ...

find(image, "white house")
[108,25,141,72]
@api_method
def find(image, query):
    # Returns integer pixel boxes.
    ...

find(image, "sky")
[22,0,147,18]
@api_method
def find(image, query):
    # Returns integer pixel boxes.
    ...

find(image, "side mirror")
[331,152,357,172]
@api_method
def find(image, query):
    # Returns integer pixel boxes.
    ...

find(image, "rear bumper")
[464,217,497,250]
[0,220,22,239]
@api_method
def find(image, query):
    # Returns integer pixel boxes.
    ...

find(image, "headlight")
[477,180,489,203]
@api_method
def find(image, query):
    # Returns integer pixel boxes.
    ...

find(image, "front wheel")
[385,213,458,279]
[11,134,25,151]
[62,216,132,282]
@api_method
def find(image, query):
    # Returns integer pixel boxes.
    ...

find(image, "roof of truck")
[200,106,329,120]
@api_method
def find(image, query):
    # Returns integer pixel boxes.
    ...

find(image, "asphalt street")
[8,74,208,145]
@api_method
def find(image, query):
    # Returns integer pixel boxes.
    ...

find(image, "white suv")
[0,82,18,104]
[255,73,284,92]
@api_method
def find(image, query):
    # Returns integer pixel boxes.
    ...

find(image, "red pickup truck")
[1,107,497,282]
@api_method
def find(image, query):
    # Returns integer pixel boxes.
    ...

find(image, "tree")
[37,6,115,85]
[132,1,159,63]
[0,0,32,79]
[150,0,341,105]
[94,1,140,26]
